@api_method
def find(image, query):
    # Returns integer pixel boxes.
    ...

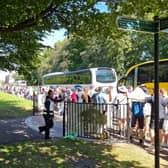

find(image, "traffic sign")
[117,16,154,33]
[160,17,168,30]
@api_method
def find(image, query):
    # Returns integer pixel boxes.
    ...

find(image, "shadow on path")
[0,118,43,144]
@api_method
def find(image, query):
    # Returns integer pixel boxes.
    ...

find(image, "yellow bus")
[118,58,168,94]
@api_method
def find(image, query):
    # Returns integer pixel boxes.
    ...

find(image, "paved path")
[0,118,43,144]
[25,114,63,138]
[0,114,63,144]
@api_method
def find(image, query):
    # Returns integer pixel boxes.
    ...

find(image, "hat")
[118,86,128,93]
[74,84,82,90]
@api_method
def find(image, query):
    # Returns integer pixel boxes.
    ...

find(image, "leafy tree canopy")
[0,0,98,78]
[1,0,168,83]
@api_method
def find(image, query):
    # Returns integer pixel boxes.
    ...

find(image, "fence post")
[32,91,36,116]
[63,101,66,136]
[126,98,130,140]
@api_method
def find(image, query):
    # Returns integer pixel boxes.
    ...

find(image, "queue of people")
[128,85,168,147]
[37,86,113,139]
[2,83,168,146]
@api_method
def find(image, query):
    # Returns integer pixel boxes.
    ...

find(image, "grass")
[0,138,167,168]
[0,91,33,119]
[0,91,168,167]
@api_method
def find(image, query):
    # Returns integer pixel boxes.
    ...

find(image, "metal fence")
[63,101,130,140]
[32,93,130,140]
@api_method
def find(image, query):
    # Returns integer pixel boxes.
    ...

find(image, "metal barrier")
[63,101,130,140]
[32,93,130,140]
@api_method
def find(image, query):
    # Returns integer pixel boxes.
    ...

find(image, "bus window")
[126,69,135,87]
[43,67,117,88]
[96,69,116,83]
[78,72,91,84]
[137,63,154,85]
[119,59,168,94]
[159,62,168,82]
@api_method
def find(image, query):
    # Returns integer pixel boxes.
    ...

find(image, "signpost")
[117,16,168,168]
[117,16,154,32]
[160,17,168,30]
[117,16,168,32]
[153,16,160,168]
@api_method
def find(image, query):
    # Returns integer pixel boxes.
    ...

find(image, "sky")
[41,28,66,48]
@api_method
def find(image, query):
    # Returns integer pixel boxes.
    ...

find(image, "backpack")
[132,102,144,116]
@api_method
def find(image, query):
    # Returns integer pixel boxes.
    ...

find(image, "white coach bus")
[42,67,117,89]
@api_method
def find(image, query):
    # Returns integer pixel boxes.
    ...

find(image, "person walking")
[38,90,55,139]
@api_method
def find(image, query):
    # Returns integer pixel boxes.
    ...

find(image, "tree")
[2,0,168,82]
[0,0,99,80]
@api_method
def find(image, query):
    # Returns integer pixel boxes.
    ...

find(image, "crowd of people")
[126,85,168,148]
[2,85,35,100]
[34,84,168,147]
[2,83,168,147]
[36,85,115,114]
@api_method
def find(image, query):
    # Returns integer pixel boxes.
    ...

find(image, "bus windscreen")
[96,69,116,83]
